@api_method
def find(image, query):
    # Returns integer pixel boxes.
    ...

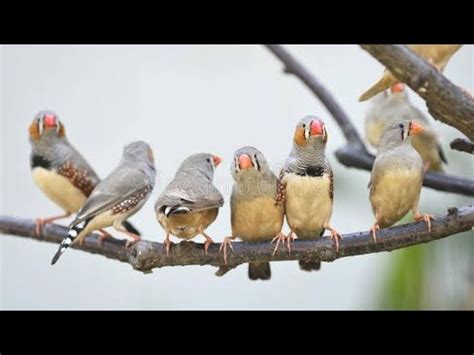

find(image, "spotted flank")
[51,220,87,265]
[112,185,152,214]
[57,161,96,196]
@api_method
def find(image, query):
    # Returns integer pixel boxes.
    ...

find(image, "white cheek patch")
[56,121,61,134]
[304,127,310,140]
[38,119,44,136]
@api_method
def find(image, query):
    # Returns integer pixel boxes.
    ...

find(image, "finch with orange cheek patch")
[155,153,224,256]
[359,45,462,101]
[369,121,434,242]
[364,84,447,172]
[277,116,341,272]
[219,146,284,281]
[28,110,140,240]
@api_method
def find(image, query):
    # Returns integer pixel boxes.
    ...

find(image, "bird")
[368,120,434,242]
[219,146,285,281]
[29,110,141,240]
[364,83,447,171]
[276,116,342,271]
[359,45,462,101]
[154,153,224,256]
[51,141,156,265]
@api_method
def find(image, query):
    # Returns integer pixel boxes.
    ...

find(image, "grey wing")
[156,180,224,215]
[71,166,150,225]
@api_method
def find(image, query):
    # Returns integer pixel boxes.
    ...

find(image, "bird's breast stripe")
[31,155,51,169]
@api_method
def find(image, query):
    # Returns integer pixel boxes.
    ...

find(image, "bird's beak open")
[310,120,323,136]
[212,155,222,167]
[409,121,424,135]
[43,113,57,128]
[391,83,405,93]
[238,154,253,170]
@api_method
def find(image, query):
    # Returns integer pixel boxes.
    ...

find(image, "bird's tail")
[123,220,140,236]
[359,72,394,102]
[51,221,87,265]
[298,259,321,272]
[248,262,271,281]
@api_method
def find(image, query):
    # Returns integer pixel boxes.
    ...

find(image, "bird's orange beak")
[43,113,57,128]
[391,83,405,93]
[310,120,323,136]
[238,154,253,170]
[212,155,222,167]
[409,121,424,135]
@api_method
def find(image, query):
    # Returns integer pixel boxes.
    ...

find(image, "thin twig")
[450,138,474,154]
[1,206,473,274]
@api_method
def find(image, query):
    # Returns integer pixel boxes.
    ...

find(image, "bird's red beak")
[212,155,222,167]
[391,83,405,93]
[310,120,324,136]
[43,113,57,128]
[409,121,424,135]
[238,154,253,170]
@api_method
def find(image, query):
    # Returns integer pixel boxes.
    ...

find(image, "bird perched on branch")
[276,116,341,271]
[29,111,141,238]
[359,45,462,101]
[369,121,434,242]
[364,84,447,171]
[51,141,156,265]
[219,146,284,280]
[155,153,224,255]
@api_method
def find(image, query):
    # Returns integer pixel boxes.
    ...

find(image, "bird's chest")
[158,209,218,239]
[370,169,422,225]
[32,167,87,213]
[283,173,333,237]
[231,197,284,241]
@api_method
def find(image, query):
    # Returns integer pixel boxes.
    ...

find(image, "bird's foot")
[219,236,236,265]
[326,226,343,253]
[271,231,295,256]
[414,213,435,233]
[97,229,113,247]
[164,234,172,257]
[202,234,215,255]
[370,224,380,243]
[125,234,141,249]
[35,218,45,237]
[427,58,442,73]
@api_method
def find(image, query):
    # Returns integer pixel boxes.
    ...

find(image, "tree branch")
[1,207,473,274]
[450,138,474,154]
[264,45,474,197]
[360,44,474,140]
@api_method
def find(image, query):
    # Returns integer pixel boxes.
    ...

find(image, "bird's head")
[293,115,328,147]
[28,111,65,142]
[178,153,222,181]
[123,141,156,170]
[231,146,270,182]
[380,120,424,147]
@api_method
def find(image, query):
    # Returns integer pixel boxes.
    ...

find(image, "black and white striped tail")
[51,221,87,265]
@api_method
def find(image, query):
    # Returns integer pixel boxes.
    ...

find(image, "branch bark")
[360,44,474,140]
[1,207,473,274]
[450,138,474,154]
[265,45,474,197]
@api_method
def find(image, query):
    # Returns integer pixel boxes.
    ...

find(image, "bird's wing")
[72,166,150,225]
[156,179,224,215]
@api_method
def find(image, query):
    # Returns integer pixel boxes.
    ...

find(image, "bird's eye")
[302,124,306,128]
[206,158,211,163]
[398,123,404,129]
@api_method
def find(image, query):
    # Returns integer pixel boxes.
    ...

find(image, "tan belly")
[157,208,219,239]
[32,167,87,213]
[370,170,422,228]
[283,173,333,239]
[231,197,284,242]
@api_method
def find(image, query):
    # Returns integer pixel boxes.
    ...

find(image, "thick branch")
[450,138,474,155]
[265,44,367,151]
[264,45,474,197]
[360,45,474,140]
[336,144,474,196]
[1,207,473,274]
